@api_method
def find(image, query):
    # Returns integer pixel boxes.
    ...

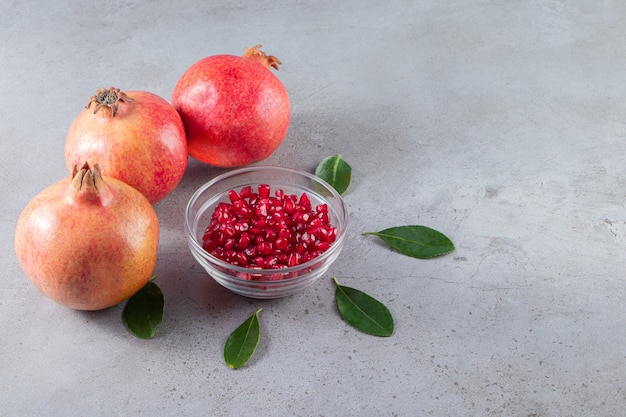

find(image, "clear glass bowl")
[185,166,349,299]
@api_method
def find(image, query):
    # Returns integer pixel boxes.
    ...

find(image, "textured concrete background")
[2,1,626,416]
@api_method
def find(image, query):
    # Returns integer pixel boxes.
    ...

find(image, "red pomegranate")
[14,163,160,311]
[65,87,188,204]
[172,45,290,167]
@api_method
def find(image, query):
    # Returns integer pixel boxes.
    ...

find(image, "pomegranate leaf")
[224,308,262,369]
[333,278,394,337]
[123,280,164,339]
[364,225,455,259]
[315,154,352,195]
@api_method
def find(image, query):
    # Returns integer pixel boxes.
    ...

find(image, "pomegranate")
[172,45,290,167]
[65,87,188,204]
[14,163,160,311]
[202,184,337,273]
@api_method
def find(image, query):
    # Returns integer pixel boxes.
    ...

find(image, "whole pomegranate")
[14,163,160,311]
[65,87,188,204]
[172,45,290,167]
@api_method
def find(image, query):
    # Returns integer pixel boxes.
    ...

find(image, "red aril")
[172,45,290,167]
[14,163,160,311]
[202,184,337,273]
[65,87,188,204]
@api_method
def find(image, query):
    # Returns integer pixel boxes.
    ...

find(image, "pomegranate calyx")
[70,162,109,203]
[86,87,133,117]
[242,44,282,71]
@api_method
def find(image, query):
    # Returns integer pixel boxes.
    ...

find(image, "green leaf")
[333,278,394,337]
[123,280,164,339]
[224,308,262,369]
[315,154,352,195]
[364,225,455,259]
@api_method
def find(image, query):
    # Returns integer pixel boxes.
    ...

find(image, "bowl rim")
[184,165,349,280]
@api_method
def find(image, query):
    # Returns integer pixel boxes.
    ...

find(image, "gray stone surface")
[2,1,626,416]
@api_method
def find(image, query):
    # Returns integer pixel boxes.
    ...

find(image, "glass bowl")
[185,166,349,299]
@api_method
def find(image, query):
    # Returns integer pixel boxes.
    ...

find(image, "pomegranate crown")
[86,87,133,117]
[243,44,282,71]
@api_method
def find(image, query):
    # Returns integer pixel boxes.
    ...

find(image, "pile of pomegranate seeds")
[202,184,337,271]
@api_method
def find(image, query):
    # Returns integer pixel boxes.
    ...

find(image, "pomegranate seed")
[299,193,311,211]
[256,241,272,256]
[317,241,332,252]
[309,218,323,228]
[240,186,253,199]
[224,238,235,250]
[228,189,241,203]
[236,252,248,266]
[215,232,226,245]
[203,240,218,252]
[258,183,271,199]
[201,184,338,276]
[238,232,251,249]
[296,242,307,255]
[283,197,295,214]
[222,223,236,238]
[288,252,301,267]
[224,249,237,262]
[264,228,277,242]
[234,220,249,233]
[212,247,225,259]
[253,217,267,229]
[249,225,263,235]
[264,255,279,268]
[272,210,287,222]
[255,200,268,217]
[233,200,253,218]
[315,226,331,243]
[274,237,289,251]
